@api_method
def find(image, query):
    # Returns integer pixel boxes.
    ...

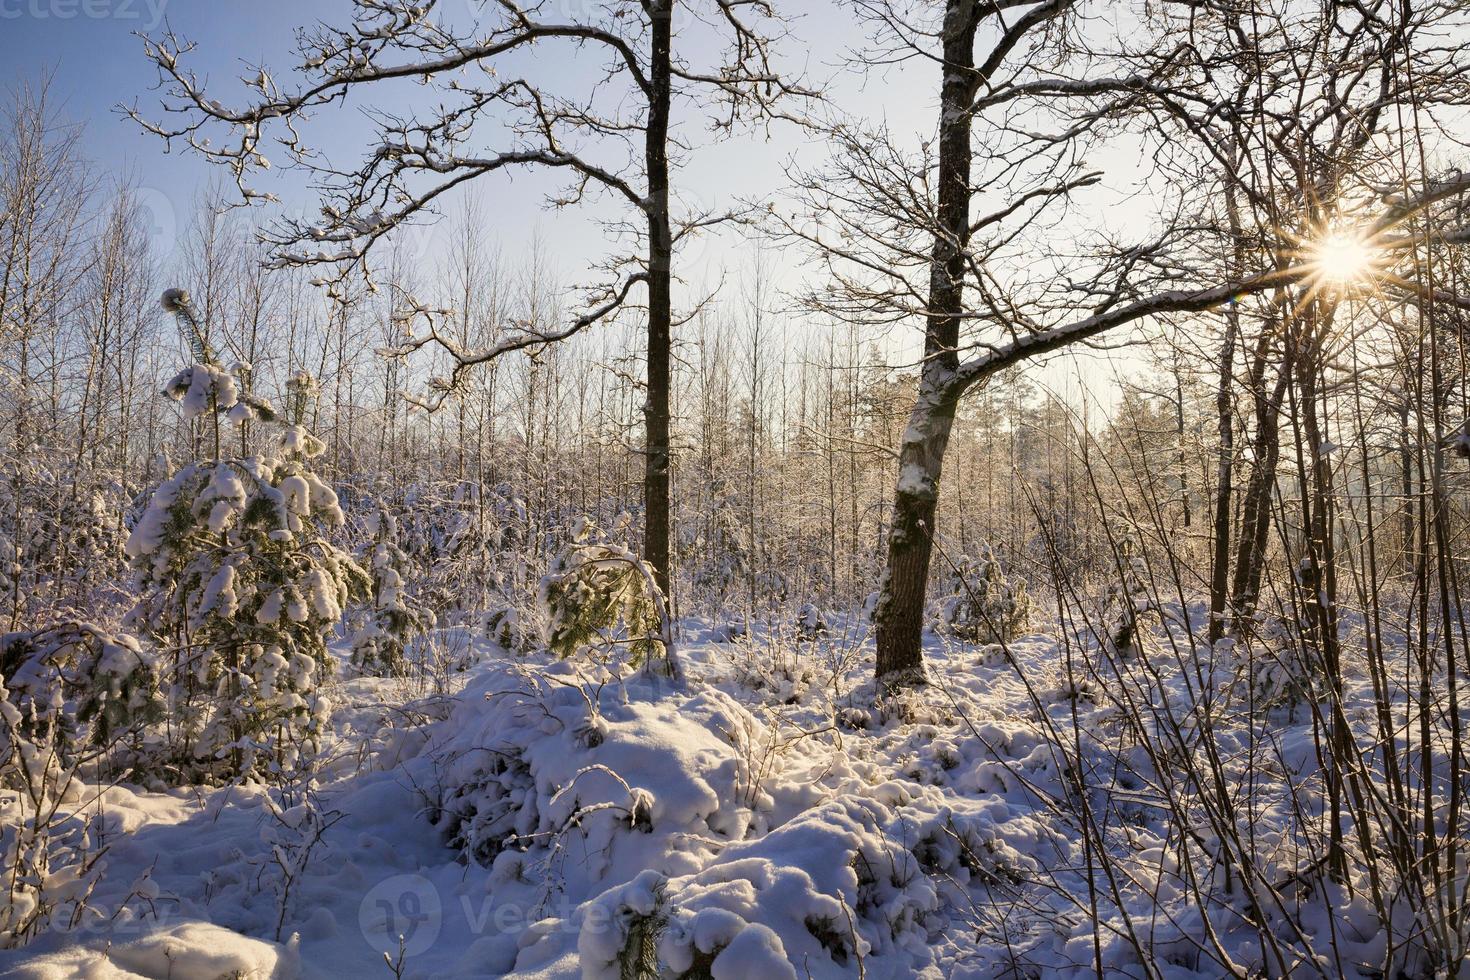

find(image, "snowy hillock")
[1,623,1070,979]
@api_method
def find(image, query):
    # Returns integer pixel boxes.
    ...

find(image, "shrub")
[350,507,424,676]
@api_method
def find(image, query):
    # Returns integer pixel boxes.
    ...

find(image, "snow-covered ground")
[0,611,1405,978]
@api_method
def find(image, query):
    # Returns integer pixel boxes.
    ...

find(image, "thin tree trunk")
[1207,312,1236,646]
[1208,188,1244,645]
[1231,367,1287,618]
[643,0,674,598]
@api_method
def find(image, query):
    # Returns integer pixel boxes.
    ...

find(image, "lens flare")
[1308,229,1378,286]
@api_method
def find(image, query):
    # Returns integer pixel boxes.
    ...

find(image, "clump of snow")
[163,363,240,420]
[6,921,299,979]
[418,662,764,892]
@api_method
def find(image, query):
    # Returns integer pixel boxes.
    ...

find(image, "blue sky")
[3,1,304,208]
[0,1,892,283]
[0,0,1149,407]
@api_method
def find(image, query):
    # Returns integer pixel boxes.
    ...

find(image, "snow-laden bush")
[394,480,529,626]
[935,545,1032,645]
[422,663,761,888]
[540,518,677,679]
[794,602,827,640]
[0,457,131,624]
[725,630,813,705]
[124,360,368,780]
[1225,620,1322,714]
[0,670,110,948]
[349,506,424,677]
[481,603,535,654]
[0,622,163,948]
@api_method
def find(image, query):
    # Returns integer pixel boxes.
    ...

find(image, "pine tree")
[349,505,422,676]
[0,623,161,763]
[124,292,368,780]
[936,545,1032,646]
[539,518,678,679]
[0,624,141,947]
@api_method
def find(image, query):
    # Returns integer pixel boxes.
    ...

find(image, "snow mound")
[575,787,1051,979]
[419,662,770,909]
[403,659,1071,977]
[3,920,298,979]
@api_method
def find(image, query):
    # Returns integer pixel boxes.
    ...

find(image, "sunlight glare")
[1308,228,1378,286]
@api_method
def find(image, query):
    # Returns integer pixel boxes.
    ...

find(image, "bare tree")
[782,0,1470,684]
[125,0,812,596]
[0,79,89,453]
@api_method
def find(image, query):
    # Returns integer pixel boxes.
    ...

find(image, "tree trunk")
[1207,310,1236,646]
[876,388,962,680]
[1230,367,1287,617]
[1292,309,1349,882]
[1207,188,1244,645]
[1399,402,1414,564]
[874,0,980,683]
[644,0,675,597]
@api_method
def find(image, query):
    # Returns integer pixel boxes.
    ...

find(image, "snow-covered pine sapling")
[159,288,277,459]
[1101,526,1155,657]
[0,623,162,765]
[936,545,1032,646]
[794,602,828,640]
[0,625,155,947]
[350,506,423,677]
[579,871,669,980]
[539,518,679,680]
[482,604,531,654]
[1239,619,1321,716]
[125,295,368,780]
[1231,558,1327,714]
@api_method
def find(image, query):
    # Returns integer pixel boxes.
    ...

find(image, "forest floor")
[0,610,1378,979]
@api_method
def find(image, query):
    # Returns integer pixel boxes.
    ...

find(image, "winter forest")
[2,0,1470,977]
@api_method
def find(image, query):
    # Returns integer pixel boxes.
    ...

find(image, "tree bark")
[643,0,675,596]
[1207,307,1236,646]
[1207,188,1244,645]
[1231,366,1286,617]
[874,0,980,682]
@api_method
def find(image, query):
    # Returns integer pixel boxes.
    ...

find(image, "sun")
[1307,228,1379,286]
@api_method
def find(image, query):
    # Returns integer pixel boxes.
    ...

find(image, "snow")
[8,920,298,978]
[0,608,1452,978]
[123,469,188,561]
